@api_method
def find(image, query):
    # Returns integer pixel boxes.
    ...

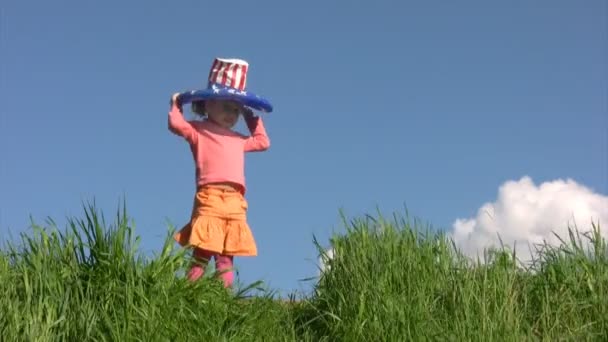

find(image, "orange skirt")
[173,185,258,256]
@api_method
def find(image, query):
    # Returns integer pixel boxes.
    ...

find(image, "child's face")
[206,100,243,129]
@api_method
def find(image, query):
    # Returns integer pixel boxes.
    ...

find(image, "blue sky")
[1,0,606,295]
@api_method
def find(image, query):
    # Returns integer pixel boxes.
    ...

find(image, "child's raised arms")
[168,93,198,145]
[242,107,270,152]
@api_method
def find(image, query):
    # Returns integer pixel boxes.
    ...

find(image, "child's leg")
[187,248,214,281]
[215,254,235,288]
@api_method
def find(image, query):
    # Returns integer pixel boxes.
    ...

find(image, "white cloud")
[318,247,334,274]
[451,176,608,265]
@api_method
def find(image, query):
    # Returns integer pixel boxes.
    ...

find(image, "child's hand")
[242,107,259,132]
[171,92,182,110]
[242,107,256,119]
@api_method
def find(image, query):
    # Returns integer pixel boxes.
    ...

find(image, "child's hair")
[191,100,207,117]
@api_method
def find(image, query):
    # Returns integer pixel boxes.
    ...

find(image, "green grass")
[1,203,606,341]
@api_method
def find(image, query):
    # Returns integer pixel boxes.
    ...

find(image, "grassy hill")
[1,203,606,341]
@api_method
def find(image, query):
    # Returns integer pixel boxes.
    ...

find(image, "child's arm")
[243,108,270,152]
[168,93,198,144]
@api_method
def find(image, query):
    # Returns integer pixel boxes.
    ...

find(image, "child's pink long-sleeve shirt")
[168,103,270,194]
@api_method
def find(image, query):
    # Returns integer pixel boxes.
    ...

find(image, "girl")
[168,58,273,288]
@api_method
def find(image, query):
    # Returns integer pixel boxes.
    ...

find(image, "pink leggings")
[187,248,234,288]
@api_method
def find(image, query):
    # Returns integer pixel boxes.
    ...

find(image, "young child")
[168,57,273,288]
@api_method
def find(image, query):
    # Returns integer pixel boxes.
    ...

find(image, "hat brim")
[178,84,273,113]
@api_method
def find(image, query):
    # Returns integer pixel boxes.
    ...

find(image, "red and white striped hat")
[207,58,249,91]
[178,57,273,113]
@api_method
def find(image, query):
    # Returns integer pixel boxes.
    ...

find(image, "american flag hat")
[177,57,273,113]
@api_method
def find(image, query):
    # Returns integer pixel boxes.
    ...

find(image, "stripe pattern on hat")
[207,58,249,91]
